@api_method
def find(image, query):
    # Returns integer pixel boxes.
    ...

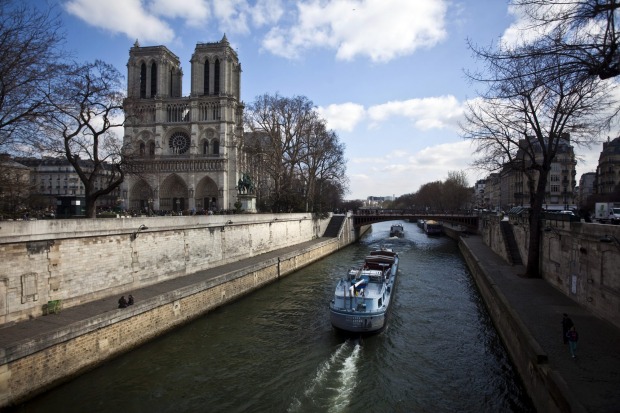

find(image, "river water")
[14,220,535,413]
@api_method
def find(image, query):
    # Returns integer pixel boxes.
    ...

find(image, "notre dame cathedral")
[122,35,245,213]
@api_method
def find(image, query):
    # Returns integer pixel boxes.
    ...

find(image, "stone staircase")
[500,221,523,265]
[323,215,346,237]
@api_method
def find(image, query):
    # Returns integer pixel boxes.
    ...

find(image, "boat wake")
[287,340,362,413]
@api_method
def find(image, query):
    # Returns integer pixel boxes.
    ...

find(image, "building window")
[140,142,146,155]
[150,62,157,97]
[204,58,210,95]
[169,131,191,154]
[149,142,155,156]
[203,140,209,155]
[213,140,219,155]
[214,59,220,95]
[140,63,147,98]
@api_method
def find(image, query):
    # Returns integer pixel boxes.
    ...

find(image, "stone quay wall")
[0,214,331,325]
[445,223,618,413]
[457,241,572,413]
[480,215,620,330]
[0,214,363,408]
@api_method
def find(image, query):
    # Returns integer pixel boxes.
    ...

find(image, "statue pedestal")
[237,194,257,213]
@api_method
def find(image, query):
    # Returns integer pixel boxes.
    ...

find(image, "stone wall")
[0,214,331,324]
[481,215,620,330]
[538,221,620,329]
[0,236,348,408]
[458,241,577,413]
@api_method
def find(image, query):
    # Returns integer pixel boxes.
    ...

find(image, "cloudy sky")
[45,0,612,199]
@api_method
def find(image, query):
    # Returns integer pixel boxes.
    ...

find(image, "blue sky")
[40,0,607,200]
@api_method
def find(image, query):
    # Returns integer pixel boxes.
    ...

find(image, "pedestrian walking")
[562,313,574,344]
[566,325,579,358]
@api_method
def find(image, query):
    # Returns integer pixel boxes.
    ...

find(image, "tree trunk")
[525,207,542,278]
[85,195,97,218]
[524,169,548,278]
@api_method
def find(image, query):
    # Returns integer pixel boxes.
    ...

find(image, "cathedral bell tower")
[122,35,244,214]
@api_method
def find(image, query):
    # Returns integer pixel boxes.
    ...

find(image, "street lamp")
[131,224,149,240]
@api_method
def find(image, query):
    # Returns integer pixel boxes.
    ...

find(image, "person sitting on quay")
[118,295,128,308]
[128,294,134,306]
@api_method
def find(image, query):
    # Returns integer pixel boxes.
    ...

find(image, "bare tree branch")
[462,42,616,277]
[0,0,68,151]
[33,61,127,218]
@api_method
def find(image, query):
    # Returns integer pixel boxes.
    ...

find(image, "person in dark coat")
[566,326,579,358]
[118,296,128,308]
[562,313,574,344]
[127,294,134,305]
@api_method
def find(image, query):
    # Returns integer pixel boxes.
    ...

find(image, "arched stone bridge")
[352,210,479,232]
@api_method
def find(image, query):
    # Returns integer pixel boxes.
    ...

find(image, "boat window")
[378,298,382,307]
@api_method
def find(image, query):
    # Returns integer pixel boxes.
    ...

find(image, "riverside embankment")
[2,217,619,412]
[0,214,362,408]
[443,224,620,413]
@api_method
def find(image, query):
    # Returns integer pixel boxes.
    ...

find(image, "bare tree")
[0,156,33,218]
[0,0,67,151]
[244,93,347,212]
[414,181,445,212]
[462,50,615,277]
[298,119,348,212]
[444,170,472,211]
[491,1,620,81]
[34,61,126,218]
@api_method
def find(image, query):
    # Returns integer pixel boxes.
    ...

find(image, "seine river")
[14,220,535,413]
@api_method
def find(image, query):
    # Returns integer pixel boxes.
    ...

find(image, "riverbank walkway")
[1,235,619,412]
[460,235,620,413]
[0,239,327,352]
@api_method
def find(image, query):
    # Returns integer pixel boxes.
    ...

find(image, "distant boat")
[424,220,442,236]
[417,219,425,229]
[389,224,404,237]
[329,247,399,334]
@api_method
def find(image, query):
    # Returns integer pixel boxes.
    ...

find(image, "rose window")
[169,132,190,154]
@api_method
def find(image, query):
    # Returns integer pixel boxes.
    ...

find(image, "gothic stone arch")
[195,175,219,210]
[159,173,188,212]
[129,179,154,211]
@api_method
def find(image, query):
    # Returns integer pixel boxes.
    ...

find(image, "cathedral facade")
[122,35,244,213]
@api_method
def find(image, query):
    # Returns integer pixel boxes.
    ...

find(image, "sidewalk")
[0,239,326,351]
[461,235,620,413]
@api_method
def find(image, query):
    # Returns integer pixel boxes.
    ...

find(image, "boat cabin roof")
[368,249,397,257]
[347,269,384,283]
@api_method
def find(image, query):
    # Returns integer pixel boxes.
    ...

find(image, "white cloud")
[317,103,366,132]
[212,0,252,34]
[249,0,285,27]
[65,0,288,45]
[346,140,477,198]
[263,0,448,61]
[500,3,580,48]
[149,0,210,28]
[64,0,176,43]
[367,96,464,130]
